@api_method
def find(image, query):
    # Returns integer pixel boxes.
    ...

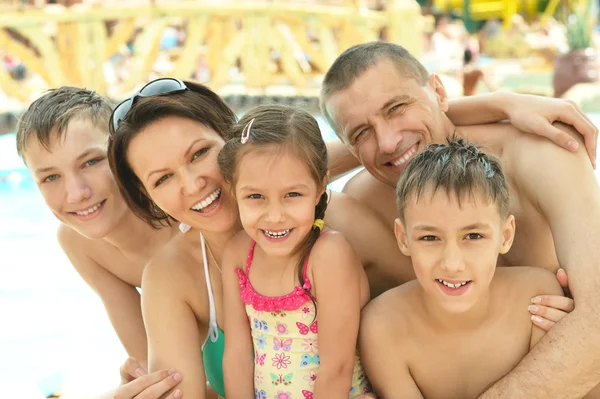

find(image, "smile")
[386,143,419,168]
[191,188,222,213]
[70,200,105,216]
[262,229,292,239]
[437,279,471,289]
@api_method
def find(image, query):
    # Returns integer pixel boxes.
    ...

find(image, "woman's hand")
[504,95,598,168]
[113,357,183,399]
[529,268,575,332]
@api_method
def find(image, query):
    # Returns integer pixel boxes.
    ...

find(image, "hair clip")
[240,118,255,144]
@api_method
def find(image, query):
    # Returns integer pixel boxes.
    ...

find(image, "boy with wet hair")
[358,138,568,398]
[16,87,177,372]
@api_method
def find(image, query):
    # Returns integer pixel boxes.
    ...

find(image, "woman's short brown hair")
[108,80,237,229]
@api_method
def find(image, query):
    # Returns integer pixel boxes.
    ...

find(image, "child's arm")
[142,254,207,398]
[358,296,424,399]
[310,232,364,398]
[222,235,255,398]
[57,224,148,363]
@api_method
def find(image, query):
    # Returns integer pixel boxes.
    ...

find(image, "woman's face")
[127,115,238,234]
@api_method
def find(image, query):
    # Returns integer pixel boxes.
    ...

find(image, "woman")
[107,78,588,398]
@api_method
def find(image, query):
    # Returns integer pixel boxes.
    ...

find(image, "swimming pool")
[2,115,600,397]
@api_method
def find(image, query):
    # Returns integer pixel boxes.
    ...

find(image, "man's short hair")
[396,137,510,222]
[319,41,429,134]
[16,86,113,159]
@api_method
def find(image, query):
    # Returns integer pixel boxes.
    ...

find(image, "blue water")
[2,115,600,397]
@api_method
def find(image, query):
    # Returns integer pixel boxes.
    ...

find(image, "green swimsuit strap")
[200,233,226,397]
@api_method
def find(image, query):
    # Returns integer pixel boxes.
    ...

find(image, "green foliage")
[565,0,594,50]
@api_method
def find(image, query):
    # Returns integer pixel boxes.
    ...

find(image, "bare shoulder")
[342,170,394,217]
[311,230,353,255]
[56,223,94,254]
[494,266,563,300]
[361,282,418,335]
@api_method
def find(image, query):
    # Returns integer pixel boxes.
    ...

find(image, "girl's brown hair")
[218,104,328,304]
[108,81,237,229]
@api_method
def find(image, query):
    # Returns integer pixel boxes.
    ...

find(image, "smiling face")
[24,117,129,239]
[395,189,515,314]
[127,116,238,234]
[325,59,452,187]
[235,146,323,258]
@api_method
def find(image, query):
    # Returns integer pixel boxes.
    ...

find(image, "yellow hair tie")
[312,219,325,231]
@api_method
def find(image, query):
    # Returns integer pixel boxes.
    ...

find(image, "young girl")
[219,105,372,399]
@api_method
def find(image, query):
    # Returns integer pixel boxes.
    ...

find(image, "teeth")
[75,202,102,216]
[437,279,468,289]
[392,146,418,167]
[263,229,291,238]
[191,188,221,211]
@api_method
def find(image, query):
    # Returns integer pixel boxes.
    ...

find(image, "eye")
[84,158,102,167]
[192,148,209,161]
[248,194,263,199]
[389,104,404,114]
[42,174,59,183]
[419,235,438,242]
[285,192,301,198]
[353,128,369,144]
[466,233,483,240]
[154,174,171,187]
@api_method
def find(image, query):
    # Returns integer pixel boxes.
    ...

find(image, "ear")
[499,214,516,255]
[428,73,449,113]
[394,218,411,256]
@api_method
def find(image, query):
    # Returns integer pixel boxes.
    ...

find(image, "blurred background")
[1,0,600,397]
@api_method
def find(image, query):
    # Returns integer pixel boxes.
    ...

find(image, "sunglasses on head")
[110,77,189,132]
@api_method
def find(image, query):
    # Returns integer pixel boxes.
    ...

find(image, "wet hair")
[319,41,429,135]
[16,86,113,160]
[396,137,509,223]
[218,104,328,308]
[107,80,237,229]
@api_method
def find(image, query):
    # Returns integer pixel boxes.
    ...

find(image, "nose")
[181,169,206,197]
[65,174,92,204]
[375,120,404,155]
[440,242,466,274]
[264,201,285,224]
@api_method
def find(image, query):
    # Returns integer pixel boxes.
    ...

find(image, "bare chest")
[94,247,146,287]
[406,318,531,398]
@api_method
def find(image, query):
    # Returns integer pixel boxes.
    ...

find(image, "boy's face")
[394,189,515,313]
[23,117,129,239]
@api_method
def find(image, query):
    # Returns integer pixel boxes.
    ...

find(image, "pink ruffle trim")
[235,268,312,312]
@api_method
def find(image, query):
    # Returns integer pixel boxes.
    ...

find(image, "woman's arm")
[222,235,255,398]
[311,232,363,399]
[142,254,208,398]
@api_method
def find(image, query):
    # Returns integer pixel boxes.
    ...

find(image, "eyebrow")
[413,223,492,231]
[238,184,310,192]
[34,148,103,174]
[146,139,208,183]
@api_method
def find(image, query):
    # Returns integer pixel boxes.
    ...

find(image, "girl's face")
[128,115,239,234]
[235,145,323,259]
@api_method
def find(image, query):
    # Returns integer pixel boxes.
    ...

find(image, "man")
[321,41,600,397]
[16,87,177,367]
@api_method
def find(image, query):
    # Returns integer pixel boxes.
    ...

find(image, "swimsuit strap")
[246,240,257,274]
[200,233,219,343]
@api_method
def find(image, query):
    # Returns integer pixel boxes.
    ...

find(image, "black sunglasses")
[110,77,189,132]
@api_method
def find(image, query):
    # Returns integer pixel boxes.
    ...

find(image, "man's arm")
[57,225,147,363]
[327,139,361,181]
[480,125,600,398]
[358,295,423,399]
[446,92,598,164]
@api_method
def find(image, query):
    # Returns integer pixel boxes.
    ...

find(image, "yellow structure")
[0,0,423,103]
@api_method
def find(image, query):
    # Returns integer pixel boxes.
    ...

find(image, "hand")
[504,94,598,168]
[529,269,575,332]
[115,357,183,399]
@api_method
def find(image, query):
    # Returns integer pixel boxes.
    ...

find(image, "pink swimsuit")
[235,240,371,399]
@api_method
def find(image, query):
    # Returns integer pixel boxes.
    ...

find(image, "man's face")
[326,60,450,187]
[24,118,129,239]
